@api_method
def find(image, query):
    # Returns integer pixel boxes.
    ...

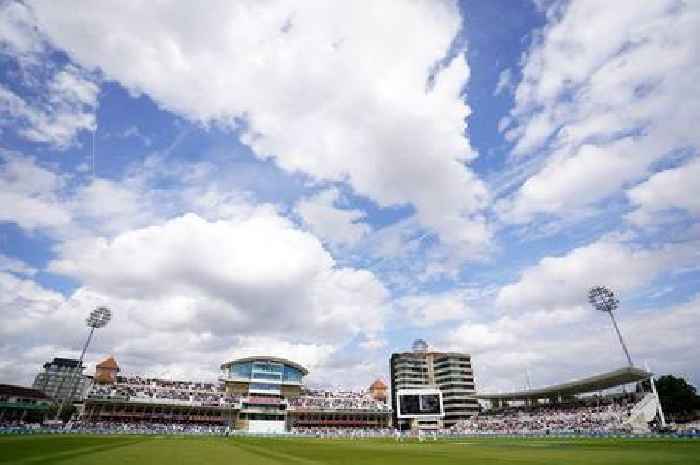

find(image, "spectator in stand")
[450,395,640,435]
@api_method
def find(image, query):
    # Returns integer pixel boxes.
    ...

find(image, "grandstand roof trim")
[0,384,50,399]
[477,366,652,401]
[390,351,473,358]
[220,356,309,375]
[43,357,83,369]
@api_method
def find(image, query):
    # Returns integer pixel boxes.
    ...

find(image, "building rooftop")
[477,366,652,401]
[43,358,83,369]
[220,356,309,375]
[391,351,472,358]
[96,356,120,370]
[0,384,50,399]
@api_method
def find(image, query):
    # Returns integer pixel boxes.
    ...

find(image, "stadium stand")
[0,385,51,426]
[81,371,238,426]
[6,351,695,437]
[80,357,392,431]
[289,390,390,412]
[451,394,640,434]
[287,390,392,429]
[462,366,672,435]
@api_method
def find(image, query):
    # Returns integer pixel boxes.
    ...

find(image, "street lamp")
[56,306,112,421]
[588,286,633,367]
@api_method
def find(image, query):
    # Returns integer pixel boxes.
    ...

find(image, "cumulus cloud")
[0,271,65,339]
[0,254,36,276]
[0,0,44,59]
[395,288,482,327]
[499,0,700,223]
[27,0,490,252]
[296,188,370,247]
[497,138,647,222]
[497,239,700,311]
[0,210,388,385]
[1,1,99,148]
[626,156,700,226]
[493,68,513,96]
[3,0,698,395]
[0,64,99,148]
[0,151,72,230]
[0,151,172,237]
[0,147,393,386]
[444,296,700,393]
[1,150,262,239]
[228,336,335,374]
[49,211,388,341]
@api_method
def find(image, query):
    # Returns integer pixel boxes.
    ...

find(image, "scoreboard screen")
[396,389,444,419]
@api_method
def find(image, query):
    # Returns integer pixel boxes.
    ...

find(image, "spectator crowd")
[451,397,638,434]
[86,376,239,406]
[288,391,389,412]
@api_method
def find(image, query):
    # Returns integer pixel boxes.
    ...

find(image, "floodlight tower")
[56,306,112,421]
[588,286,633,367]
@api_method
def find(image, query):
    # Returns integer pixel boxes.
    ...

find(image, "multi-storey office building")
[390,339,478,429]
[32,358,90,402]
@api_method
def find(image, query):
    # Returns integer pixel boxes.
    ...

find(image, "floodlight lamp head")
[588,286,618,313]
[86,306,112,328]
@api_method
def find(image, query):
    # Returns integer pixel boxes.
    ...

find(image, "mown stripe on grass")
[228,438,328,465]
[1,436,148,465]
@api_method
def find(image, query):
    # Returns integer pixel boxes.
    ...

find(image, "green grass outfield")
[2,435,700,465]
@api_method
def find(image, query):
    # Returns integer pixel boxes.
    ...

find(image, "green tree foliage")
[47,403,77,423]
[655,375,700,416]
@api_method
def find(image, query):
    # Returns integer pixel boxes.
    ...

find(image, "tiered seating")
[291,427,394,437]
[86,376,238,406]
[73,422,227,434]
[288,390,390,412]
[451,395,640,434]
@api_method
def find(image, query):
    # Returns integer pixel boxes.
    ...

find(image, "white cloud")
[496,239,700,311]
[0,150,265,240]
[0,0,43,59]
[28,0,490,253]
[358,335,387,350]
[626,156,700,226]
[447,322,517,353]
[493,68,513,96]
[0,254,36,275]
[0,151,72,230]
[228,336,335,374]
[1,1,99,148]
[0,209,389,386]
[0,271,65,338]
[49,211,388,342]
[68,177,157,236]
[296,188,370,247]
[0,147,395,387]
[0,65,99,148]
[4,0,698,395]
[395,288,478,327]
[444,296,700,393]
[497,138,648,223]
[499,0,700,223]
[120,125,152,146]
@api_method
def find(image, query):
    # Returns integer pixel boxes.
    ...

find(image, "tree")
[655,375,700,418]
[47,403,77,423]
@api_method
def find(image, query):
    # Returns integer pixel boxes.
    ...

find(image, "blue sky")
[1,0,699,391]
